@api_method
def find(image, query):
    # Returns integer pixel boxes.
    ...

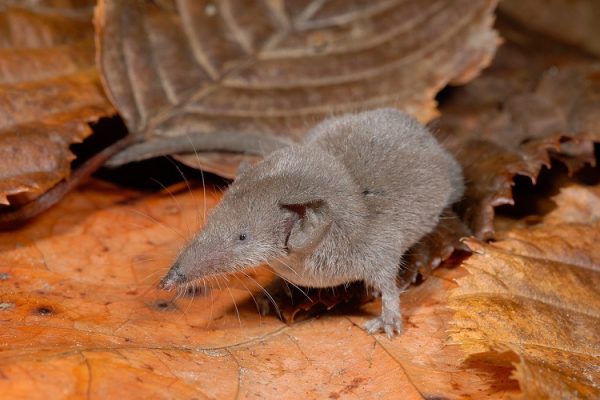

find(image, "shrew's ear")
[280,199,332,253]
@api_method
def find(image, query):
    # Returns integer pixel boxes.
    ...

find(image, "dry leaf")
[404,208,472,279]
[449,184,600,399]
[96,0,499,174]
[0,2,115,207]
[436,22,600,240]
[351,263,520,399]
[0,180,516,399]
[396,19,600,283]
[500,0,600,56]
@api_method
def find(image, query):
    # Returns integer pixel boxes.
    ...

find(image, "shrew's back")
[305,109,463,234]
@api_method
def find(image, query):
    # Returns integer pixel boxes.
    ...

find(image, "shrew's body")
[161,109,464,337]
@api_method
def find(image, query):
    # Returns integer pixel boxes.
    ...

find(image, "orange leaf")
[0,180,516,398]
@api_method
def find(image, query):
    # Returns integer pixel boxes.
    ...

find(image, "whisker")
[206,276,217,328]
[130,281,163,302]
[183,133,209,226]
[123,207,186,240]
[150,177,191,235]
[272,257,301,278]
[232,273,262,323]
[266,262,311,302]
[163,155,201,235]
[200,169,207,225]
[234,268,281,319]
[174,281,190,324]
[223,277,242,330]
[174,284,183,302]
[213,274,223,291]
[138,268,171,285]
[183,281,196,316]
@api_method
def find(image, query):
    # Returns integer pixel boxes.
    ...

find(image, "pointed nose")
[159,262,186,291]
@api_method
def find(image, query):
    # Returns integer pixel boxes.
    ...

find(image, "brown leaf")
[0,2,115,207]
[0,180,517,398]
[404,208,472,279]
[449,184,600,399]
[436,21,600,239]
[275,281,372,324]
[96,0,500,174]
[500,0,600,56]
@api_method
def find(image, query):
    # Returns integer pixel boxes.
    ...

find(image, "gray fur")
[160,108,464,338]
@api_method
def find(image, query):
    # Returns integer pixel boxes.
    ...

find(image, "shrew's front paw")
[364,315,403,338]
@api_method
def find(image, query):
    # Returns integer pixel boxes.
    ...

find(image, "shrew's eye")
[239,233,247,241]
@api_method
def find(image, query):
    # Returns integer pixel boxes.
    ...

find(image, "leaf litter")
[0,179,493,399]
[0,2,599,398]
[450,183,600,399]
[0,1,115,208]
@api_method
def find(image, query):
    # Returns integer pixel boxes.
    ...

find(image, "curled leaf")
[437,27,600,239]
[96,0,500,175]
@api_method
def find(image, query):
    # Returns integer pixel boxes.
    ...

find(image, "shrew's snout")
[159,262,186,291]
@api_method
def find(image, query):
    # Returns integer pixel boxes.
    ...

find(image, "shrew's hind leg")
[364,270,403,338]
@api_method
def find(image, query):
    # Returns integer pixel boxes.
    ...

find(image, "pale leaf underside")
[450,185,600,399]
